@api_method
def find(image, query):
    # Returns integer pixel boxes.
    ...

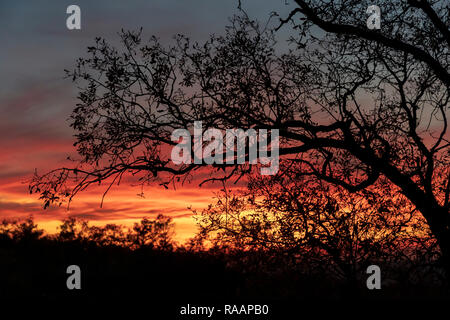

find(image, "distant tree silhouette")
[128,214,175,250]
[58,216,90,241]
[30,1,449,271]
[87,223,126,247]
[0,217,44,243]
[57,215,175,249]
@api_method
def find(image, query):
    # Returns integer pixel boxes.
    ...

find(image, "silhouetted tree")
[128,214,175,250]
[30,1,449,271]
[194,175,442,288]
[87,223,127,247]
[58,216,90,242]
[0,217,44,243]
[56,215,175,250]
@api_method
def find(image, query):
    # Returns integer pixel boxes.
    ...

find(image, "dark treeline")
[0,215,237,300]
[0,214,448,301]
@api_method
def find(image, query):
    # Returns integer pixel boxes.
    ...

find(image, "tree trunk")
[422,205,450,277]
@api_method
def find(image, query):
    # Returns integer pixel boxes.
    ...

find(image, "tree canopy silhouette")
[30,1,449,270]
[194,177,441,288]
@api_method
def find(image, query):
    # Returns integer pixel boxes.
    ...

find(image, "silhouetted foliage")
[194,176,444,291]
[55,214,176,250]
[0,217,44,243]
[24,0,450,303]
[129,215,175,250]
[30,1,449,274]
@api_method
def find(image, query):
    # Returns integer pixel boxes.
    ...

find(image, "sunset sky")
[0,1,295,242]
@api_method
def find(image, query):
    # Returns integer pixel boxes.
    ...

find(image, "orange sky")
[0,167,228,243]
[0,86,228,243]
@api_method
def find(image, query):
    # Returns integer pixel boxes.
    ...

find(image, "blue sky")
[0,1,294,94]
